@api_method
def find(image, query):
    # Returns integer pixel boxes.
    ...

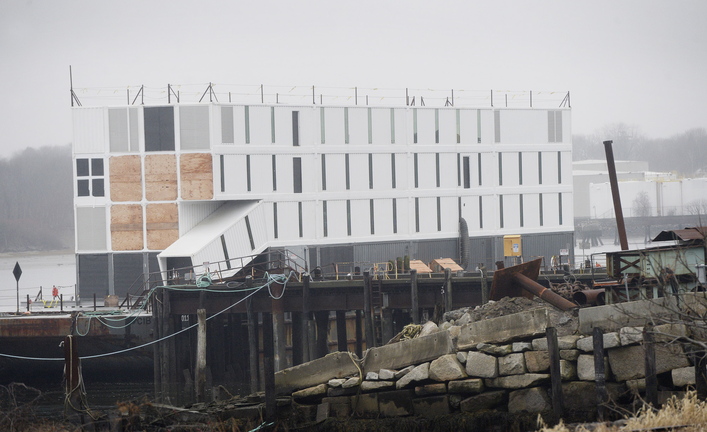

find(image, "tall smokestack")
[603,140,629,251]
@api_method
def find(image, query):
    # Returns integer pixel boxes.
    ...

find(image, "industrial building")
[71,99,574,298]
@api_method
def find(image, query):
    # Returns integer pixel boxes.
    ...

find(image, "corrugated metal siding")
[353,241,411,264]
[414,238,458,264]
[112,253,144,297]
[319,245,354,267]
[521,231,574,270]
[179,201,224,235]
[78,253,110,298]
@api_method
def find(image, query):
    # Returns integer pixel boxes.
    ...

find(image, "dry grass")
[540,391,707,432]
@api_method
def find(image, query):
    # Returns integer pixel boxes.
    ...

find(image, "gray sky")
[1,0,705,158]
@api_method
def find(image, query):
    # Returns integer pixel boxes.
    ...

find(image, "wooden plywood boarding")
[146,203,179,250]
[145,154,178,201]
[111,204,143,250]
[110,155,142,202]
[180,153,213,200]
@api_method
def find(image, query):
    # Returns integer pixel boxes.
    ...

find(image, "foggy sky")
[1,0,705,158]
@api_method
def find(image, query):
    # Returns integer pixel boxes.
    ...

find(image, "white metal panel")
[394,153,409,190]
[222,219,250,258]
[395,197,411,235]
[76,206,107,251]
[350,199,371,237]
[561,192,574,227]
[227,105,246,145]
[502,194,521,229]
[560,151,572,185]
[372,153,392,191]
[371,108,392,145]
[73,108,106,154]
[325,154,347,191]
[275,201,301,241]
[499,109,547,144]
[373,198,394,236]
[273,106,295,146]
[222,154,249,194]
[416,153,437,189]
[481,195,497,230]
[440,196,458,232]
[458,109,478,145]
[522,152,540,186]
[179,105,211,150]
[480,152,496,186]
[274,154,294,193]
[479,110,495,144]
[300,201,316,240]
[541,151,559,185]
[439,153,457,188]
[299,153,317,194]
[415,109,436,144]
[324,107,345,144]
[392,108,408,145]
[438,109,457,144]
[297,107,315,147]
[250,155,274,193]
[193,241,226,268]
[501,152,520,186]
[418,196,437,233]
[248,106,271,145]
[542,192,561,227]
[523,193,541,227]
[559,110,571,144]
[326,199,348,239]
[349,153,369,191]
[347,107,368,144]
[179,201,224,235]
[460,195,481,232]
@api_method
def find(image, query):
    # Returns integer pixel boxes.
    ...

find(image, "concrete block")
[560,349,580,362]
[292,383,328,402]
[276,351,359,394]
[466,351,498,378]
[524,350,550,373]
[396,362,430,389]
[429,354,468,382]
[459,390,507,412]
[457,309,550,350]
[513,342,533,353]
[498,353,526,376]
[413,395,450,418]
[619,326,643,346]
[364,331,454,374]
[448,378,484,394]
[415,383,447,396]
[608,344,690,382]
[478,343,513,356]
[378,389,414,417]
[352,393,378,418]
[379,369,396,380]
[485,373,550,389]
[508,387,551,413]
[577,354,609,381]
[578,297,677,334]
[360,380,395,392]
[672,366,696,387]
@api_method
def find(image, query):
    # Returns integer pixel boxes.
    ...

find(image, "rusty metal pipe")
[514,273,578,311]
[573,289,605,306]
[603,140,629,251]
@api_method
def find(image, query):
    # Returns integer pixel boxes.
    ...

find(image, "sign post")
[13,262,22,314]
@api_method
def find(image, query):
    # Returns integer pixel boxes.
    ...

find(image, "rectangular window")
[91,179,104,197]
[548,110,563,143]
[368,154,374,189]
[221,106,234,144]
[144,106,175,151]
[272,155,277,191]
[538,152,543,184]
[293,157,302,193]
[456,109,461,144]
[298,202,303,237]
[436,197,441,231]
[77,159,89,176]
[391,154,396,188]
[519,194,524,227]
[392,198,398,234]
[346,200,352,236]
[479,196,483,229]
[76,158,104,197]
[499,195,504,228]
[414,153,419,188]
[457,154,461,187]
[390,108,395,144]
[273,203,278,239]
[558,193,563,225]
[344,107,350,144]
[322,201,328,237]
[518,152,523,185]
[539,194,544,226]
[270,107,276,144]
[367,108,373,144]
[321,154,327,191]
[220,234,231,269]
[557,151,562,184]
[246,155,251,191]
[415,198,420,232]
[91,159,103,176]
[413,109,418,144]
[435,109,439,144]
[320,107,325,144]
[78,179,90,196]
[477,110,482,143]
[494,110,501,143]
[220,155,225,192]
[370,200,375,235]
[245,216,255,250]
[244,106,250,144]
[478,153,482,185]
[463,156,471,189]
[292,111,300,146]
[498,153,503,186]
[435,153,440,187]
[345,154,350,190]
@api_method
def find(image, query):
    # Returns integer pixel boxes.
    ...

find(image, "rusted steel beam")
[603,140,629,251]
[514,273,577,311]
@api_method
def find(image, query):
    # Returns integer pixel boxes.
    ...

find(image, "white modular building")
[72,101,574,298]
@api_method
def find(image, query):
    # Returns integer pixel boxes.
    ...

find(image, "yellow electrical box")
[503,235,522,257]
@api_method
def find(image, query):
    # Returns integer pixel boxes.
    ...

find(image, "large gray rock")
[577,354,610,381]
[276,351,360,394]
[672,366,696,387]
[365,371,379,381]
[508,387,551,413]
[477,343,513,356]
[560,349,581,361]
[577,332,621,352]
[457,351,468,364]
[292,383,328,401]
[379,369,396,380]
[459,390,506,412]
[485,373,550,389]
[419,321,440,337]
[364,332,454,374]
[524,350,550,373]
[448,378,484,394]
[457,309,550,350]
[415,383,447,396]
[395,365,415,380]
[560,359,577,380]
[396,362,430,389]
[361,381,395,392]
[342,377,360,388]
[513,342,533,353]
[619,326,643,346]
[608,344,690,381]
[466,351,498,378]
[498,353,526,376]
[429,354,468,382]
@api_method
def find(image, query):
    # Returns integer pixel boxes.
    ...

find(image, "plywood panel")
[146,203,179,250]
[145,154,177,201]
[110,155,142,202]
[180,153,214,200]
[110,204,144,250]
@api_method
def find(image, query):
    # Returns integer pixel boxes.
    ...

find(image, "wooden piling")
[480,266,489,304]
[336,310,348,352]
[363,271,375,348]
[315,310,329,358]
[546,327,564,417]
[444,268,453,312]
[302,275,312,363]
[195,308,206,402]
[291,311,303,365]
[644,324,658,407]
[246,297,259,394]
[355,310,363,358]
[262,312,276,422]
[272,283,286,371]
[410,269,419,323]
[694,351,707,399]
[593,326,608,421]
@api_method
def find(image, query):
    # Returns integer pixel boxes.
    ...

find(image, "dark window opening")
[293,157,302,193]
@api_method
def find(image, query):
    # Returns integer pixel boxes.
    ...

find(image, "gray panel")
[78,253,110,298]
[415,238,458,264]
[129,107,139,151]
[144,106,175,151]
[221,106,234,144]
[353,241,411,265]
[109,108,128,152]
[180,105,210,150]
[469,236,496,270]
[113,253,145,297]
[76,207,106,251]
[318,245,354,271]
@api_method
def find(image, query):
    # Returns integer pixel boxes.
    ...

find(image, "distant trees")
[0,145,73,252]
